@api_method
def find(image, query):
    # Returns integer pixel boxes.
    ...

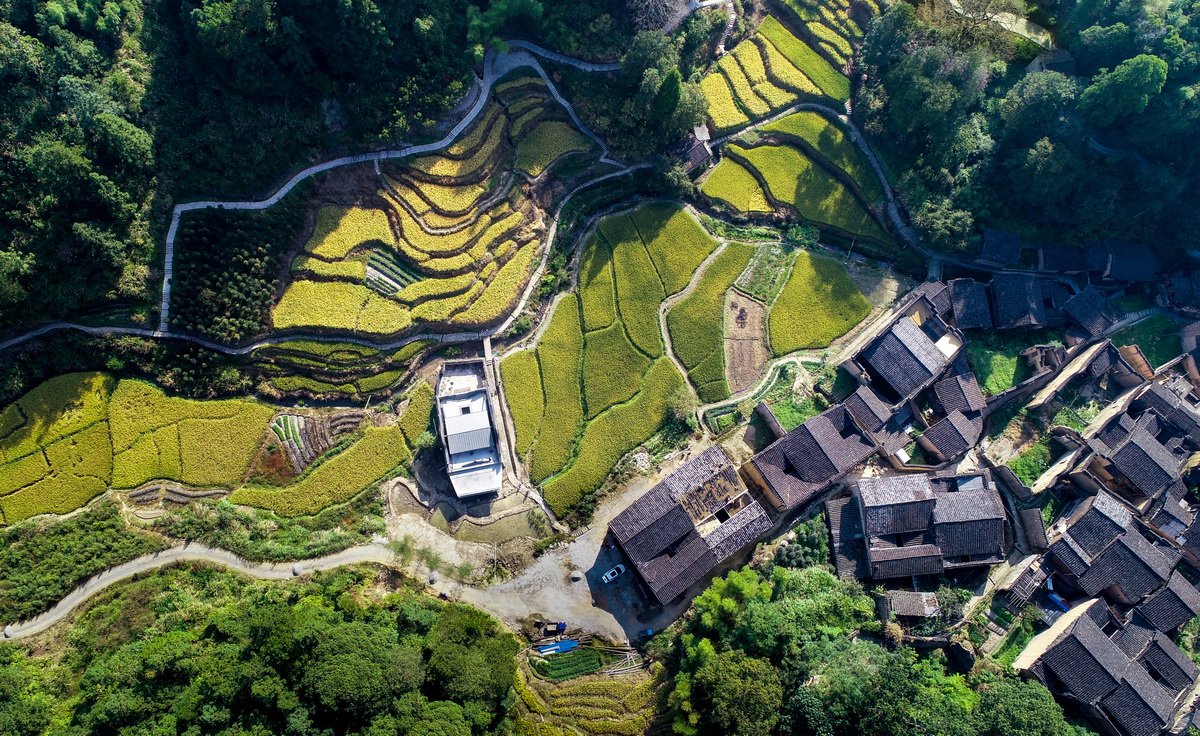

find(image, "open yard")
[1111,314,1182,369]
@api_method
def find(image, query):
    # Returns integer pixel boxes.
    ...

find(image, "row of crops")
[254,338,433,397]
[0,372,436,525]
[515,664,666,736]
[500,203,716,515]
[701,15,850,134]
[701,111,891,244]
[271,69,598,339]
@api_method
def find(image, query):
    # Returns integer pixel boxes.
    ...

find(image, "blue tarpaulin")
[537,639,579,656]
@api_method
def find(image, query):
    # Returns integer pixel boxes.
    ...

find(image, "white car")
[601,564,626,583]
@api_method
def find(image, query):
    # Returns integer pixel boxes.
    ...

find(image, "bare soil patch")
[725,290,769,394]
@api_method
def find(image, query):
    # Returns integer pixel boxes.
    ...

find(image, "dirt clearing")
[725,290,769,394]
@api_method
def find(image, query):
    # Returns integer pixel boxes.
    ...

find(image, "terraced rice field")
[763,111,884,202]
[700,18,829,133]
[726,142,891,242]
[767,250,870,355]
[666,243,756,403]
[501,204,715,514]
[516,666,668,736]
[271,71,598,338]
[700,158,773,212]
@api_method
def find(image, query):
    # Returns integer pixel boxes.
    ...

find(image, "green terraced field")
[768,250,870,355]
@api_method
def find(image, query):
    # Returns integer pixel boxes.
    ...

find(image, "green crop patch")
[759,15,850,102]
[500,350,545,456]
[578,235,618,332]
[516,121,593,177]
[768,251,870,355]
[528,296,586,483]
[542,358,684,515]
[763,111,884,202]
[583,324,652,418]
[701,159,774,212]
[608,233,665,358]
[305,206,395,260]
[731,143,890,242]
[631,203,718,296]
[700,73,751,133]
[0,372,114,464]
[667,244,755,400]
[398,381,435,446]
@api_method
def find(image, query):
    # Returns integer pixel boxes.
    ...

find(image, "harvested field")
[725,293,770,394]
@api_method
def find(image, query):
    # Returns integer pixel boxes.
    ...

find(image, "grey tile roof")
[933,488,1006,524]
[980,229,1024,266]
[1104,240,1162,283]
[1041,246,1087,273]
[1064,287,1124,338]
[827,496,870,579]
[933,486,1007,560]
[1020,507,1050,549]
[1110,426,1181,498]
[860,474,936,507]
[843,384,892,433]
[1040,612,1130,704]
[991,273,1047,329]
[1100,665,1176,736]
[908,282,952,316]
[751,406,877,510]
[859,475,936,537]
[922,410,982,461]
[1139,382,1200,440]
[1136,571,1200,633]
[1138,631,1200,695]
[1078,531,1173,602]
[931,373,987,414]
[861,317,950,400]
[950,279,993,330]
[611,446,771,605]
[1071,492,1134,557]
[887,590,941,617]
[868,543,944,578]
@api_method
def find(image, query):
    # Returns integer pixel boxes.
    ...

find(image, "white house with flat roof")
[437,361,504,498]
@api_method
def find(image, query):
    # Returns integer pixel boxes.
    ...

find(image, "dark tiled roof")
[1146,480,1194,535]
[933,488,1005,523]
[827,496,870,579]
[1041,246,1087,273]
[887,590,940,617]
[931,373,987,414]
[843,384,892,433]
[861,317,951,399]
[1070,492,1134,557]
[750,406,877,510]
[1113,615,1157,658]
[1064,287,1124,339]
[1078,531,1173,602]
[908,282,952,316]
[1106,240,1162,283]
[1099,665,1176,736]
[950,279,993,330]
[859,475,936,536]
[1137,571,1200,633]
[992,273,1047,329]
[611,446,771,605]
[1138,632,1200,695]
[1110,427,1180,498]
[868,544,944,578]
[1086,243,1113,273]
[1139,382,1200,439]
[1020,508,1050,549]
[933,486,1006,559]
[1040,612,1130,704]
[1050,535,1091,576]
[922,410,982,461]
[980,229,1024,266]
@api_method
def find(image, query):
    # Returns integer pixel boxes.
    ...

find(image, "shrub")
[731,143,890,242]
[763,112,884,201]
[578,235,618,332]
[306,206,395,260]
[515,121,593,177]
[542,359,684,515]
[631,203,718,296]
[500,350,545,456]
[667,243,755,370]
[758,15,850,101]
[701,159,774,212]
[527,296,585,483]
[231,424,411,516]
[583,324,652,418]
[768,251,870,355]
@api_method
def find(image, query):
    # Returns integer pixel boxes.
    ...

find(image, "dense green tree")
[1080,54,1170,126]
[975,678,1075,736]
[692,651,782,736]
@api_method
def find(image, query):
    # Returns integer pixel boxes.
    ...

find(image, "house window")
[461,407,471,415]
[714,507,730,523]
